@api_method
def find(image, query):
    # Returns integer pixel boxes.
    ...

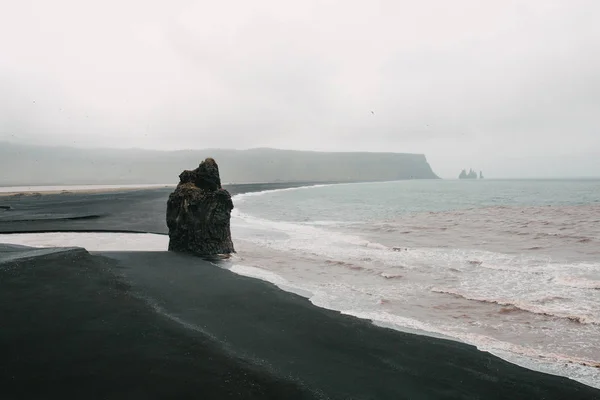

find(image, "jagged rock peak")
[177,157,222,191]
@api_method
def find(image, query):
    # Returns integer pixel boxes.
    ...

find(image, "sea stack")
[166,158,235,255]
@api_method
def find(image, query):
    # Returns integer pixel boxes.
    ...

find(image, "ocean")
[229,179,600,388]
[1,179,598,389]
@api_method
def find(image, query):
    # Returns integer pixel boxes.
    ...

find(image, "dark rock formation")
[166,158,235,255]
[459,168,479,179]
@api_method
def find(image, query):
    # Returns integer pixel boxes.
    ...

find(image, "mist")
[1,0,599,178]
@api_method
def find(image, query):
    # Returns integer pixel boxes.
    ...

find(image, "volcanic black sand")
[0,182,312,234]
[1,185,599,399]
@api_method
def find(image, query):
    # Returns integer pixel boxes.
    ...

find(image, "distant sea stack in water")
[166,158,235,255]
[459,169,483,179]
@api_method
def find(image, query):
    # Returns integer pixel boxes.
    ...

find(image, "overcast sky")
[1,0,599,178]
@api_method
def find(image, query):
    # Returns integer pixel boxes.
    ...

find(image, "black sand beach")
[0,183,314,234]
[1,186,599,399]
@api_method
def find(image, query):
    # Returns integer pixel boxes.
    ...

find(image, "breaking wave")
[555,276,600,290]
[233,184,332,204]
[431,288,599,326]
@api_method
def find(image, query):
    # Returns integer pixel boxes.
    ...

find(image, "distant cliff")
[0,142,439,185]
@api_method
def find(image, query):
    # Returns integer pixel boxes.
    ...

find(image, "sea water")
[229,179,600,388]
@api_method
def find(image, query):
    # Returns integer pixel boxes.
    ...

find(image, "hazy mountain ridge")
[0,142,438,185]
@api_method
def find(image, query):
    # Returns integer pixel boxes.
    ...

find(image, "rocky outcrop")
[166,158,235,255]
[459,168,480,179]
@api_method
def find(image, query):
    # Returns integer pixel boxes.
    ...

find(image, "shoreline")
[0,179,428,197]
[1,244,598,399]
[0,183,324,235]
[2,230,599,389]
[1,185,599,398]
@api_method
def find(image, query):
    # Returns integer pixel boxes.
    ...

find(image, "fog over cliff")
[0,143,438,185]
[1,1,600,179]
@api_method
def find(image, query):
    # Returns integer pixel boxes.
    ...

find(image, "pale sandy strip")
[0,184,174,197]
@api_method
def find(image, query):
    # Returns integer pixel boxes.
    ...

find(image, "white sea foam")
[232,209,392,258]
[233,211,600,327]
[301,220,355,226]
[233,184,332,204]
[456,333,600,389]
[229,201,600,389]
[229,264,290,286]
[555,275,600,290]
[227,264,315,299]
[227,257,600,389]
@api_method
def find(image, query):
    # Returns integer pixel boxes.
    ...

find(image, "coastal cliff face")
[0,143,439,185]
[166,158,235,255]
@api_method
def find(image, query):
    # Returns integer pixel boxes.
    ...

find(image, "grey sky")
[1,0,599,178]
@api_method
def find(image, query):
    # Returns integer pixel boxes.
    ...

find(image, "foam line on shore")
[1,232,599,391]
[232,184,333,203]
[226,260,600,389]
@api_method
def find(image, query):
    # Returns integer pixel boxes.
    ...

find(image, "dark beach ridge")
[1,185,599,399]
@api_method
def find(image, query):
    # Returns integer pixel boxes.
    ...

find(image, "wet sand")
[1,185,599,399]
